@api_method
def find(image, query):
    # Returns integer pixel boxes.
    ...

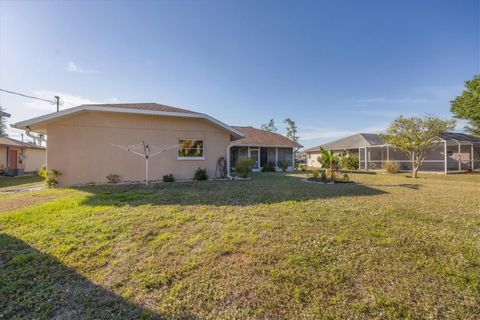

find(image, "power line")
[0,88,55,104]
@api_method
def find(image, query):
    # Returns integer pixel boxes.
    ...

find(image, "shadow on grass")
[0,174,43,189]
[0,233,166,319]
[77,173,388,207]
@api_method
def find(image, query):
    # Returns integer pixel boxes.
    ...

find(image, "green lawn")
[0,174,43,188]
[1,172,479,319]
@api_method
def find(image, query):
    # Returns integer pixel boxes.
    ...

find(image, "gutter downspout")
[227,144,233,179]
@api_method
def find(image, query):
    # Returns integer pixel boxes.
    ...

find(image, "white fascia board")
[13,105,245,139]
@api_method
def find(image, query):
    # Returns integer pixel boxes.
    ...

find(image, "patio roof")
[0,136,45,149]
[230,126,302,148]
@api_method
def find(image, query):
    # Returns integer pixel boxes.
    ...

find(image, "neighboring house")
[0,136,46,175]
[13,103,299,185]
[305,132,480,174]
[229,126,302,172]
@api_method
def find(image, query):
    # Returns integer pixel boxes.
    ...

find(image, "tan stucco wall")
[24,148,46,172]
[46,111,232,185]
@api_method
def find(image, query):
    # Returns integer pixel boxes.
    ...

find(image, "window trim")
[176,138,205,161]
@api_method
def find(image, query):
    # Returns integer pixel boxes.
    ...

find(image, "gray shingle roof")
[438,132,480,143]
[304,133,384,152]
[305,132,480,152]
[231,126,303,148]
[81,103,199,114]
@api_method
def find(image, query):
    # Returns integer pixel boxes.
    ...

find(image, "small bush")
[106,174,120,183]
[321,172,328,182]
[163,174,175,182]
[236,158,255,178]
[341,155,359,170]
[193,168,208,181]
[311,170,320,179]
[262,162,276,172]
[342,173,350,182]
[385,161,400,174]
[278,160,289,172]
[38,165,61,188]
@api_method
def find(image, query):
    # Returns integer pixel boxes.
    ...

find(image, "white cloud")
[66,61,99,74]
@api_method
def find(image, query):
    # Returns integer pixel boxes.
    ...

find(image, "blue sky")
[0,0,478,148]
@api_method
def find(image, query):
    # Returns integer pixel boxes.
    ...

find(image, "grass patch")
[0,172,479,318]
[0,174,43,189]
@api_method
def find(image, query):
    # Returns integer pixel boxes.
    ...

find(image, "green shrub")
[311,170,320,179]
[38,165,61,187]
[236,158,255,178]
[321,172,328,182]
[106,174,120,183]
[342,173,350,182]
[278,160,289,172]
[262,162,275,172]
[193,168,208,181]
[163,174,175,182]
[385,161,400,174]
[341,154,359,170]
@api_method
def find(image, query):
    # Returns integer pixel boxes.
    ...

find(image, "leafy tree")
[283,118,299,142]
[382,115,455,179]
[317,147,340,179]
[0,106,8,136]
[450,75,480,135]
[261,119,278,132]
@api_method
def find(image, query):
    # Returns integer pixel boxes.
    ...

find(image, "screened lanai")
[228,126,302,173]
[305,132,480,174]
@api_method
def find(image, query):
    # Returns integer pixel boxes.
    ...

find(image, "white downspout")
[444,141,447,174]
[227,144,233,179]
[275,147,278,171]
[291,148,295,171]
[365,147,368,171]
[458,142,461,171]
[471,144,475,171]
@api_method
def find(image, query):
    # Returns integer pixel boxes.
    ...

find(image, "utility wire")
[0,88,55,104]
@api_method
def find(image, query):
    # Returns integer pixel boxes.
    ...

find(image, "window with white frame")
[177,139,204,159]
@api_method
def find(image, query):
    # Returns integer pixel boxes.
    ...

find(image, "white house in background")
[0,136,46,175]
[305,132,480,174]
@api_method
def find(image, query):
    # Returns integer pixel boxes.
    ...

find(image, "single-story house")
[229,126,302,172]
[0,136,46,175]
[13,103,299,185]
[305,132,480,174]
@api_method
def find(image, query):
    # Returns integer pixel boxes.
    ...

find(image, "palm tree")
[317,147,340,180]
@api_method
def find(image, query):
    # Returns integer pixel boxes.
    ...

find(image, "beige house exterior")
[0,136,46,174]
[13,103,248,185]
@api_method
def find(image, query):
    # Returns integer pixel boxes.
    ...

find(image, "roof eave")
[13,105,245,139]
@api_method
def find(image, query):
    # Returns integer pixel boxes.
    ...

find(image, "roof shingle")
[230,126,302,148]
[0,136,45,149]
[82,103,198,114]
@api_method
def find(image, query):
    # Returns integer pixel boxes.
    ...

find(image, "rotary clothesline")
[110,141,177,185]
